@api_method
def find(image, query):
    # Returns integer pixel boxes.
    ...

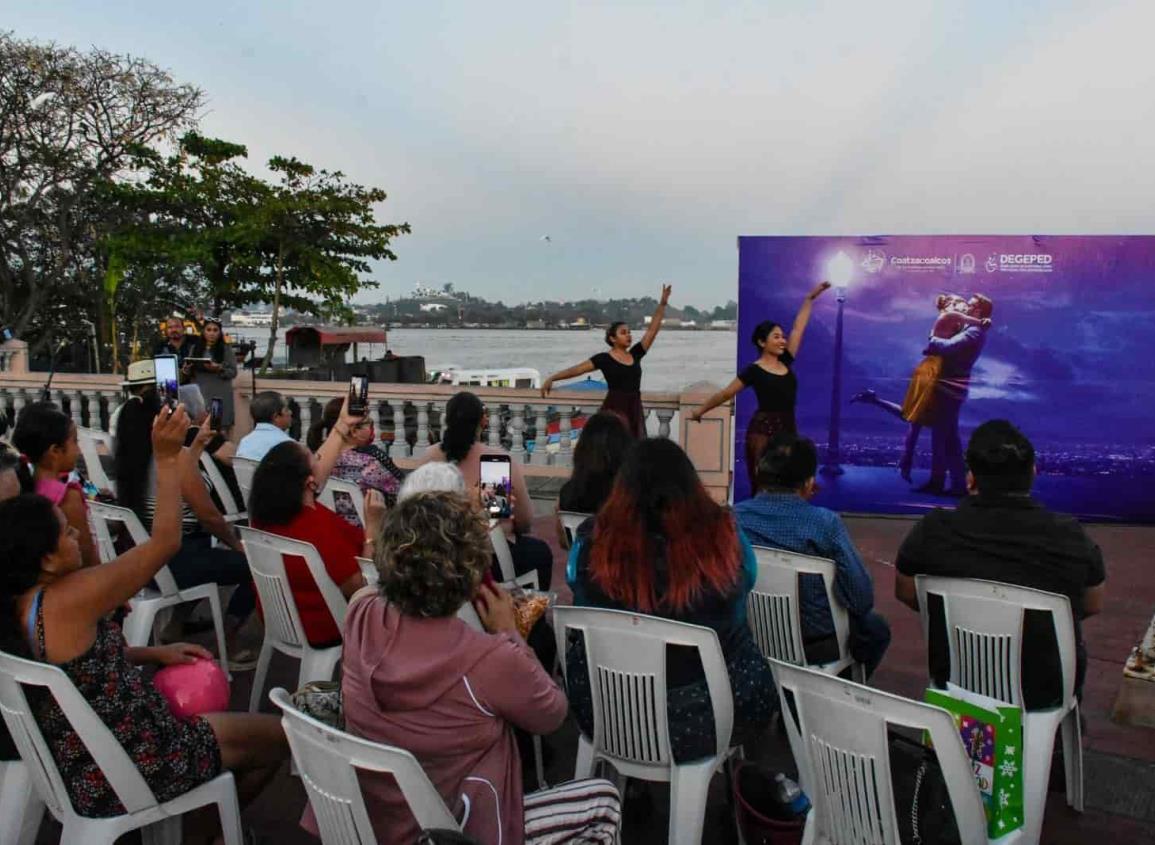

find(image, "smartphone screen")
[348,375,369,416]
[209,397,223,431]
[153,356,179,409]
[479,455,513,519]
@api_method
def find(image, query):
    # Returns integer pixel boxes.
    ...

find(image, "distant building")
[709,319,737,330]
[229,312,274,327]
[419,302,449,313]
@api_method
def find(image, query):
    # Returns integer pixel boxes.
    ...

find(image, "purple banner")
[736,235,1155,523]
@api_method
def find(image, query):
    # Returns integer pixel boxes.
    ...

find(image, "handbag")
[291,680,343,729]
[888,732,961,845]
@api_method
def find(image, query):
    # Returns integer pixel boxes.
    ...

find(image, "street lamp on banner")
[820,251,854,476]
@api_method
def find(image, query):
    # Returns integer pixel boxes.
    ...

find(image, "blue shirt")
[236,423,293,461]
[733,492,875,638]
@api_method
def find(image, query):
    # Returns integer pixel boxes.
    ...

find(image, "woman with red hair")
[565,438,775,760]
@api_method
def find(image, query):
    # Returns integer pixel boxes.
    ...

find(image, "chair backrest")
[239,526,349,651]
[747,546,851,667]
[769,659,988,844]
[553,606,733,765]
[87,501,181,596]
[76,427,114,494]
[915,576,1077,707]
[355,555,378,588]
[270,687,458,840]
[557,510,592,548]
[488,524,536,589]
[317,477,366,529]
[0,649,162,819]
[231,457,259,509]
[198,452,243,520]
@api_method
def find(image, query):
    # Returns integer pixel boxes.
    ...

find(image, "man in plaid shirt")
[734,432,891,676]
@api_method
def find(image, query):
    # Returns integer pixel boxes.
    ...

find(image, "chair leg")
[140,817,181,845]
[298,648,341,691]
[0,762,44,845]
[215,778,245,845]
[205,589,230,675]
[120,603,158,648]
[1021,722,1059,845]
[574,734,597,779]
[1061,704,1084,812]
[533,735,547,791]
[668,758,717,845]
[248,642,274,713]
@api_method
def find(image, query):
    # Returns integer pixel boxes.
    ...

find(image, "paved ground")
[36,505,1153,843]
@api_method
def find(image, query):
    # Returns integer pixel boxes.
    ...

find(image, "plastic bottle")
[773,773,811,819]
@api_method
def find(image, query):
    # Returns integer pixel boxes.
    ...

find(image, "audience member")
[566,438,775,760]
[397,461,467,500]
[189,316,238,433]
[0,445,30,764]
[306,396,405,525]
[115,382,256,667]
[556,411,632,547]
[416,391,553,590]
[152,315,204,385]
[249,439,385,647]
[337,492,620,845]
[236,391,293,461]
[894,419,1106,707]
[0,406,287,823]
[13,402,100,568]
[734,432,891,677]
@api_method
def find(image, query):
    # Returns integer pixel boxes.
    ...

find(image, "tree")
[0,32,202,356]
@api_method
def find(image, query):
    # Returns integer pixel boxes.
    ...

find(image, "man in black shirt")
[894,419,1105,707]
[153,315,204,384]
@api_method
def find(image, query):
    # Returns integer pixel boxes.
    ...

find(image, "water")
[229,326,738,392]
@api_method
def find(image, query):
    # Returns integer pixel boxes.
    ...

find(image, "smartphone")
[209,397,223,431]
[348,375,369,416]
[153,355,179,410]
[479,454,513,519]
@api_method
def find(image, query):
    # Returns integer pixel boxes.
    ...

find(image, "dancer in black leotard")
[542,285,672,438]
[690,281,830,488]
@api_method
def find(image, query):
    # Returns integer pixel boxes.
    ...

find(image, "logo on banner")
[985,254,999,273]
[959,253,976,274]
[861,249,885,274]
[889,255,952,272]
[985,253,1054,273]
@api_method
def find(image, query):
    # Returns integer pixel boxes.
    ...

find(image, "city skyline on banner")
[735,235,1155,523]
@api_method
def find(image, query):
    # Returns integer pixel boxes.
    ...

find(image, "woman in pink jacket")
[338,491,621,844]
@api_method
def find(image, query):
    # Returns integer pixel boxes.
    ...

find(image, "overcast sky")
[6,1,1155,307]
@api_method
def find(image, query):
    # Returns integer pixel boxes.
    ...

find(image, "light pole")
[820,251,854,476]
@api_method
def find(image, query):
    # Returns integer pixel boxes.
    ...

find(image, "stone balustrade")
[0,370,733,499]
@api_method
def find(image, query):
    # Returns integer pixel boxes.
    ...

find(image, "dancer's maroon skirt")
[601,388,646,439]
[744,410,797,489]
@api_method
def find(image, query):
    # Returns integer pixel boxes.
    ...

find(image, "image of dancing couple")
[854,291,994,496]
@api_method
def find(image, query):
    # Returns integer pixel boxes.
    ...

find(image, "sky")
[5,1,1155,307]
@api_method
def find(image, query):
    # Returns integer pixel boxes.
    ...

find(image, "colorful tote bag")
[924,684,1024,838]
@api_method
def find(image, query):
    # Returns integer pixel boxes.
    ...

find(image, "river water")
[229,327,739,392]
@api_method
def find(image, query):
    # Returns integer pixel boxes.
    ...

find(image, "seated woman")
[0,406,287,824]
[305,396,405,526]
[555,411,632,548]
[338,491,620,845]
[13,402,100,568]
[566,438,776,761]
[415,391,553,590]
[248,437,385,648]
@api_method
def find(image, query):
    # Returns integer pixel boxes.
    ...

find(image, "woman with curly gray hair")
[336,492,621,845]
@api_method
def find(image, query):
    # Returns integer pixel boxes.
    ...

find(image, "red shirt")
[252,503,364,646]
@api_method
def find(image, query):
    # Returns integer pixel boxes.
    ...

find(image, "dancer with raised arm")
[689,281,831,488]
[541,284,672,438]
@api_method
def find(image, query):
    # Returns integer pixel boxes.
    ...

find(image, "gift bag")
[924,684,1024,838]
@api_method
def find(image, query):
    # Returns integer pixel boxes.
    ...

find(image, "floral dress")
[28,591,221,817]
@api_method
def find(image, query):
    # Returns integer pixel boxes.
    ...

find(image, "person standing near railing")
[541,284,672,438]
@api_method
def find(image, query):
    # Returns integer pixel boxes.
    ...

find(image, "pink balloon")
[153,658,231,720]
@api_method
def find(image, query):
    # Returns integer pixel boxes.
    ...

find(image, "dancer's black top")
[738,352,797,413]
[590,343,647,392]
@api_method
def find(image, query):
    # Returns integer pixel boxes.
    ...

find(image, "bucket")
[732,763,806,845]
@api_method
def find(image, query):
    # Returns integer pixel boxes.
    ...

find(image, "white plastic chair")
[0,760,43,845]
[767,658,992,845]
[916,576,1084,844]
[557,510,592,548]
[317,476,366,528]
[239,526,349,712]
[231,457,259,509]
[76,427,115,495]
[747,546,863,681]
[268,687,460,841]
[490,524,539,591]
[88,502,229,672]
[0,650,243,845]
[553,606,737,845]
[198,452,245,523]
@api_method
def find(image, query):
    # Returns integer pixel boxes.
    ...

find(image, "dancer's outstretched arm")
[639,284,673,352]
[787,281,832,357]
[541,360,596,396]
[689,377,745,422]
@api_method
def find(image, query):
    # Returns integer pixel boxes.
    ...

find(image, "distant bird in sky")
[540,235,551,243]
